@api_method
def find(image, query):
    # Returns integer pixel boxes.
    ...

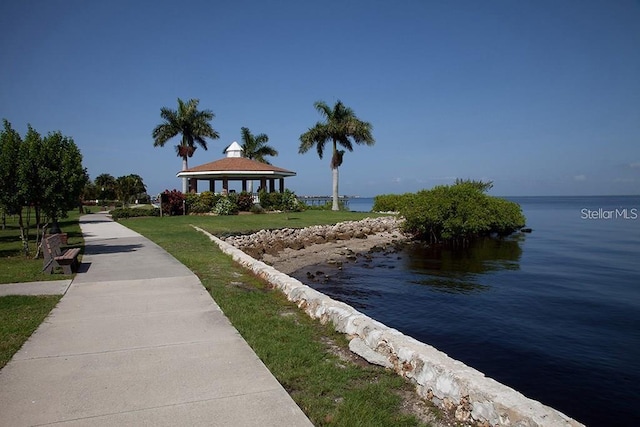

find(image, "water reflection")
[408,277,490,294]
[405,235,523,274]
[396,235,523,293]
[295,234,524,297]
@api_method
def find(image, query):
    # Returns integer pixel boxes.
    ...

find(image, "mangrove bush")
[377,182,525,245]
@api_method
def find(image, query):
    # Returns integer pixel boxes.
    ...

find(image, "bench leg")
[61,263,73,275]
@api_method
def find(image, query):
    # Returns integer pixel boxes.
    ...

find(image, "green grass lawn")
[0,295,61,369]
[0,211,84,284]
[123,212,441,426]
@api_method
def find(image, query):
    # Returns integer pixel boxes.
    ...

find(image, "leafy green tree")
[16,125,46,251]
[82,181,99,203]
[95,173,117,200]
[0,120,23,225]
[299,100,375,211]
[152,98,220,193]
[3,121,87,255]
[115,174,146,206]
[40,131,88,231]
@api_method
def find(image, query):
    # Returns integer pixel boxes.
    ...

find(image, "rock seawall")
[224,216,404,260]
[197,221,584,427]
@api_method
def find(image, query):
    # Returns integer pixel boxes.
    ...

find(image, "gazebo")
[176,142,296,195]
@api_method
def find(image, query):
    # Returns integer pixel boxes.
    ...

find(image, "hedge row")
[110,207,160,220]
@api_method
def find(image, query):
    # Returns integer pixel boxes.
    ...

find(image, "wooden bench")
[43,234,81,274]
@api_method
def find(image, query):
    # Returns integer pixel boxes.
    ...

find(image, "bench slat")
[57,248,81,260]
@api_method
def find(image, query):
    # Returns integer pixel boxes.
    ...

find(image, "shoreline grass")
[123,212,445,426]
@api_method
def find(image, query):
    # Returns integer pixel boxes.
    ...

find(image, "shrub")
[303,200,346,211]
[110,207,160,220]
[282,190,303,211]
[199,191,219,210]
[259,190,303,211]
[236,192,254,212]
[372,194,407,212]
[188,202,209,214]
[213,197,238,215]
[184,193,200,212]
[161,189,185,216]
[185,191,220,214]
[258,190,278,210]
[397,183,525,245]
[250,203,265,214]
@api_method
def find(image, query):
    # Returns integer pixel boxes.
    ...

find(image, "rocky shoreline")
[223,216,409,274]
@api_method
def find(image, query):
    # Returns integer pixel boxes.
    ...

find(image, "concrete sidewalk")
[0,280,71,296]
[0,213,312,426]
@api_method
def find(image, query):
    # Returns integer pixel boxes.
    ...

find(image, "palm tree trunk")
[332,167,339,211]
[182,157,188,193]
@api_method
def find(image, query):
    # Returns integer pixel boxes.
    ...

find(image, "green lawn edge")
[0,295,61,369]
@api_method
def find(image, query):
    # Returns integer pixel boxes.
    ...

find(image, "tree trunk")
[332,166,339,211]
[18,210,29,256]
[182,157,188,193]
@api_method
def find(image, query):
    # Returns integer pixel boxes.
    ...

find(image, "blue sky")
[1,0,639,197]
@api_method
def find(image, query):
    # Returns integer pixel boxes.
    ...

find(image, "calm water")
[296,196,640,426]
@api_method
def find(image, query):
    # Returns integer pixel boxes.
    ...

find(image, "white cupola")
[225,141,243,158]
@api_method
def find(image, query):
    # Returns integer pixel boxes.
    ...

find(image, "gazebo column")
[189,178,198,193]
[222,178,229,194]
[209,179,215,193]
[269,179,275,193]
[260,177,267,192]
[279,178,284,192]
[242,179,247,192]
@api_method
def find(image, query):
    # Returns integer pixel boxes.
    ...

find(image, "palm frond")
[298,100,375,166]
[240,126,277,163]
[153,97,219,156]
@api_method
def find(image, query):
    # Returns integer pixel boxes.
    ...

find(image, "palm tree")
[299,100,375,211]
[222,127,278,193]
[95,173,116,200]
[239,127,278,164]
[152,98,219,193]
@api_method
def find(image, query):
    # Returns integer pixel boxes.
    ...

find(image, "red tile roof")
[180,157,295,175]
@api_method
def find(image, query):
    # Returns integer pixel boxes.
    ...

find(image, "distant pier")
[297,195,356,208]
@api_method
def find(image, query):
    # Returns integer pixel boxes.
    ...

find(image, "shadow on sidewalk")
[80,218,113,224]
[84,243,143,255]
[77,262,91,273]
